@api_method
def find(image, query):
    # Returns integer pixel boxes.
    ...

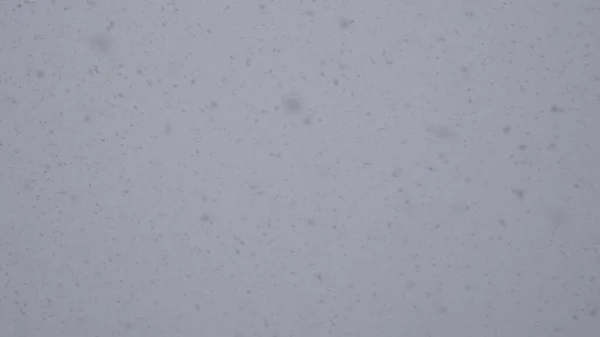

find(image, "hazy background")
[1,0,599,336]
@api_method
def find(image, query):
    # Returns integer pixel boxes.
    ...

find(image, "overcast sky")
[1,1,599,336]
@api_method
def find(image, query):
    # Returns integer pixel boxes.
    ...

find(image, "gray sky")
[1,1,599,336]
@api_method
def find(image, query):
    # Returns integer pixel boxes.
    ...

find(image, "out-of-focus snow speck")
[511,188,525,200]
[550,105,565,114]
[281,92,304,115]
[339,17,354,29]
[208,100,219,111]
[89,33,111,53]
[427,126,458,141]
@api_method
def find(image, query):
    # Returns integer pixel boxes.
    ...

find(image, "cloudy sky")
[1,1,599,336]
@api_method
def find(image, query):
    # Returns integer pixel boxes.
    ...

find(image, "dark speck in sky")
[340,17,354,29]
[550,105,565,113]
[511,188,525,200]
[428,127,457,141]
[90,33,111,53]
[282,93,304,114]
